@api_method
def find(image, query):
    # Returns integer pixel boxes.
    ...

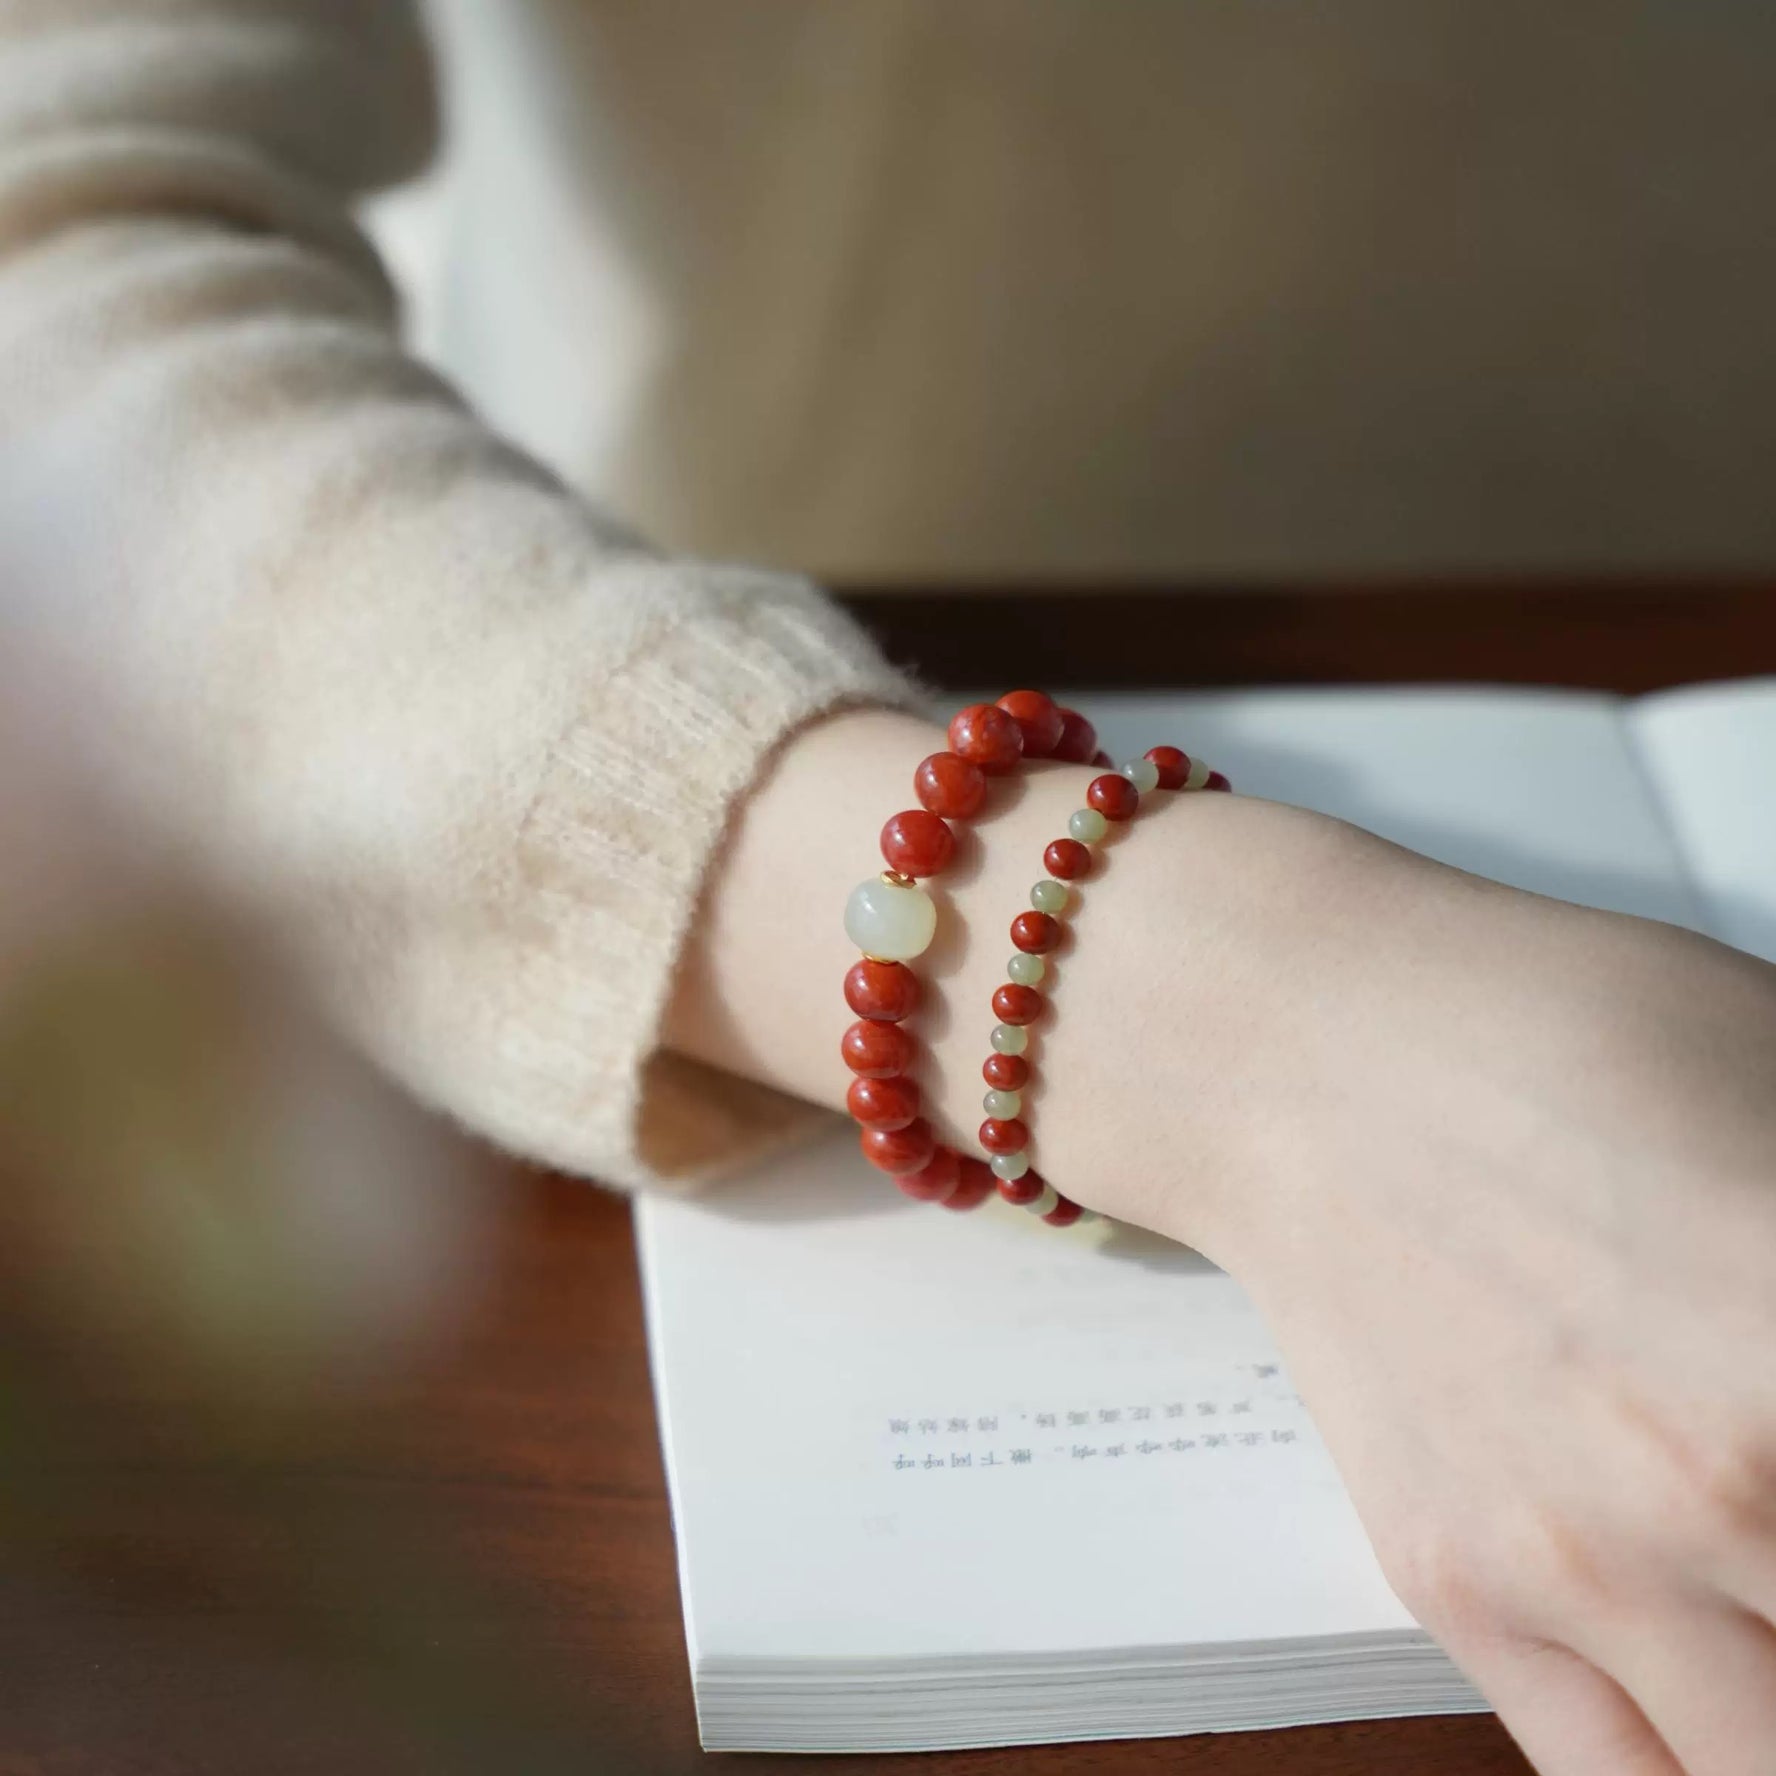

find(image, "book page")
[1084,688,1702,930]
[640,687,1701,1680]
[642,1143,1404,1668]
[1628,677,1776,962]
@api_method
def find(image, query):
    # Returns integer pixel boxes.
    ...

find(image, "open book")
[637,678,1776,1754]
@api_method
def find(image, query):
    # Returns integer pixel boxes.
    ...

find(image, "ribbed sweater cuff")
[494,571,913,1190]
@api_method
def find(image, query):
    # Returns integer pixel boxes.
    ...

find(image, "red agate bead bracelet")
[839,691,1229,1228]
[972,732,1231,1227]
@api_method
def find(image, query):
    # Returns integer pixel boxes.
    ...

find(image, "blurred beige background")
[372,1,1776,582]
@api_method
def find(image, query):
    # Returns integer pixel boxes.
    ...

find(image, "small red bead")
[841,1019,915,1077]
[996,1168,1045,1206]
[978,1117,1029,1155]
[1145,745,1191,790]
[1042,1196,1085,1228]
[991,982,1044,1025]
[861,1119,936,1176]
[913,751,987,820]
[1087,773,1139,821]
[982,1051,1029,1091]
[942,1157,998,1211]
[1043,837,1092,880]
[995,689,1064,759]
[1205,769,1232,792]
[1091,750,1116,769]
[844,958,920,1022]
[879,808,954,877]
[1052,708,1098,764]
[947,702,1024,774]
[846,1074,920,1130]
[897,1146,961,1203]
[1010,910,1061,954]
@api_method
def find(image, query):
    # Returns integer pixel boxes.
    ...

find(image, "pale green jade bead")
[843,874,937,960]
[1120,756,1161,794]
[1068,807,1108,845]
[1026,1183,1060,1218]
[990,1022,1029,1056]
[982,1088,1023,1120]
[1029,878,1069,915]
[1006,952,1046,986]
[989,1151,1031,1182]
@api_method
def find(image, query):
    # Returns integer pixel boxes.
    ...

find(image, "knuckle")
[1375,1528,1498,1643]
[1377,1507,1618,1647]
[1684,1437,1776,1540]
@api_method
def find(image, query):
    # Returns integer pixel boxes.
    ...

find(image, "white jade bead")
[1029,879,1069,915]
[1072,1208,1098,1226]
[1026,1183,1060,1218]
[989,1151,1031,1182]
[1068,807,1108,845]
[983,1088,1023,1120]
[990,1022,1029,1056]
[1184,755,1211,791]
[1120,757,1161,794]
[1006,952,1046,986]
[843,875,937,960]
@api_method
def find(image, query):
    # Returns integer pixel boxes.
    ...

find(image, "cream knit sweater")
[0,0,907,1188]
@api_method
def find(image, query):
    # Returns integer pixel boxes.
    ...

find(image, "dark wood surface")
[6,585,1774,1776]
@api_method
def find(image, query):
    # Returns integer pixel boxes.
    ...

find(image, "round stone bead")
[1091,750,1116,768]
[1006,951,1046,986]
[844,958,920,1022]
[1145,744,1191,790]
[979,1117,1029,1155]
[913,751,987,820]
[1042,1196,1086,1228]
[995,689,1065,758]
[860,1119,936,1176]
[841,1018,915,1077]
[1068,807,1109,845]
[942,1157,999,1211]
[1025,1182,1061,1219]
[1029,879,1069,915]
[879,808,955,878]
[1010,910,1061,954]
[982,1087,1023,1121]
[990,1022,1029,1056]
[1052,708,1098,764]
[1184,755,1212,791]
[989,1150,1031,1182]
[896,1146,961,1203]
[996,1167,1046,1206]
[1120,756,1161,794]
[845,875,937,960]
[1206,769,1232,792]
[947,702,1024,774]
[1043,838,1091,880]
[982,1050,1029,1090]
[991,983,1043,1025]
[846,1074,920,1131]
[1087,773,1140,822]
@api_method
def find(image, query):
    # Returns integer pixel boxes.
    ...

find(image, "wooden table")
[5,585,1773,1776]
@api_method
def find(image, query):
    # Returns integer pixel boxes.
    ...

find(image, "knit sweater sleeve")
[0,0,910,1187]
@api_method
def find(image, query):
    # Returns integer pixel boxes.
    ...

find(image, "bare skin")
[667,708,1776,1776]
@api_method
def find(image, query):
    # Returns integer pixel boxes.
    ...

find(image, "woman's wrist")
[664,704,1358,1257]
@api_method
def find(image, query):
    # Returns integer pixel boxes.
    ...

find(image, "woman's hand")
[670,708,1776,1775]
[1134,821,1776,1776]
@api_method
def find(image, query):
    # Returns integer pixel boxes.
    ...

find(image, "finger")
[1462,1635,1682,1776]
[1587,1604,1776,1776]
